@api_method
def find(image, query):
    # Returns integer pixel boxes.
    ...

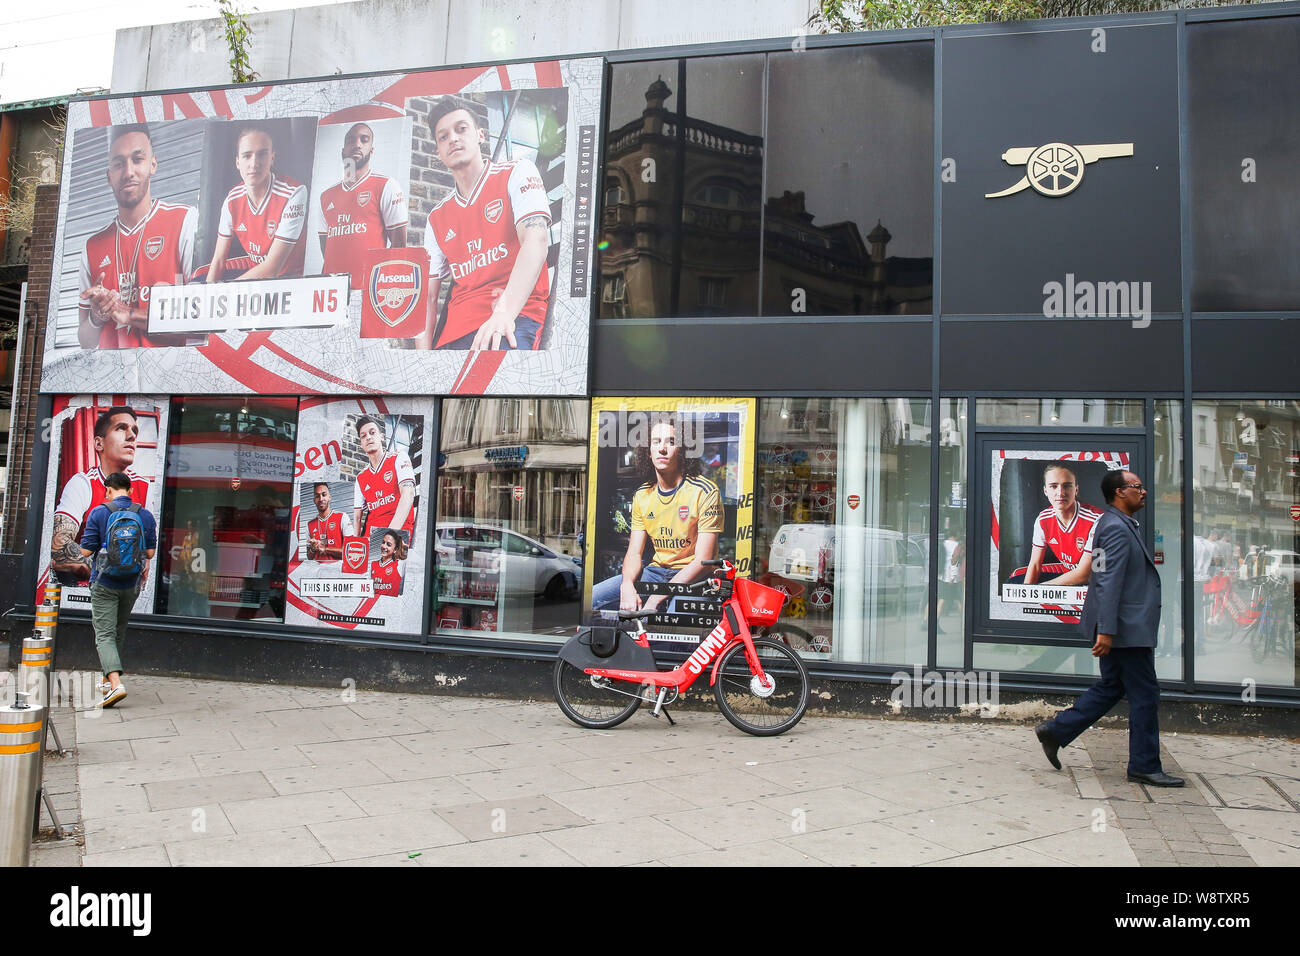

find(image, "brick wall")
[3,182,58,554]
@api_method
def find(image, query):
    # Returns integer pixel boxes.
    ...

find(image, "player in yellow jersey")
[592,416,722,613]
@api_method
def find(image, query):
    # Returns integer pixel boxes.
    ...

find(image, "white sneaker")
[101,684,127,708]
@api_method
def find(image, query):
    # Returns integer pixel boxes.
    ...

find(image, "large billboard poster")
[285,398,433,634]
[36,396,170,613]
[990,449,1128,625]
[43,59,603,396]
[585,397,756,646]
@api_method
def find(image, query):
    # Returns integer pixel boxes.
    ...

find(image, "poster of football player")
[585,397,756,646]
[285,399,432,634]
[43,59,603,396]
[304,113,411,289]
[197,117,318,283]
[34,396,169,613]
[990,450,1128,625]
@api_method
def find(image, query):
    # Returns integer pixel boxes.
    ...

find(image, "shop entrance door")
[971,434,1148,650]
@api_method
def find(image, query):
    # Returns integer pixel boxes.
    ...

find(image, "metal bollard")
[34,596,59,644]
[20,634,54,706]
[0,693,45,867]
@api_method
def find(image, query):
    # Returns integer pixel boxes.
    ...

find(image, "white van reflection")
[767,523,927,608]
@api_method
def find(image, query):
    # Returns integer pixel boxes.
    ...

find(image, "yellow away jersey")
[630,475,724,569]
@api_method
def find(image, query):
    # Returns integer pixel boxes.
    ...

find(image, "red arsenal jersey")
[353,452,416,536]
[371,557,402,597]
[305,510,354,562]
[54,466,150,539]
[1032,504,1102,569]
[218,175,308,277]
[79,201,197,349]
[319,171,406,288]
[422,159,551,348]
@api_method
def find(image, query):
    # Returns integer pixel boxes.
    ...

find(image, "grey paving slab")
[454,763,592,802]
[75,715,176,744]
[555,751,684,787]
[165,826,333,867]
[191,745,314,776]
[653,801,799,849]
[414,832,583,867]
[79,782,151,820]
[880,801,1069,855]
[664,840,831,866]
[79,755,201,788]
[779,821,955,866]
[922,844,1075,866]
[650,767,793,808]
[436,795,589,841]
[392,729,512,754]
[296,736,415,767]
[263,759,392,795]
[345,776,482,814]
[130,730,241,761]
[308,810,467,861]
[540,817,712,866]
[82,804,234,855]
[549,780,705,824]
[367,748,495,780]
[853,764,1019,813]
[82,844,172,867]
[1019,825,1142,867]
[74,740,137,765]
[468,739,592,771]
[753,785,906,830]
[221,789,367,834]
[1212,807,1300,848]
[143,771,276,811]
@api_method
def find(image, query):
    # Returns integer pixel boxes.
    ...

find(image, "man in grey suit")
[1034,469,1183,787]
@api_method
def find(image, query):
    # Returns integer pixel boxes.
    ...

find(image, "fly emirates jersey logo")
[449,239,510,281]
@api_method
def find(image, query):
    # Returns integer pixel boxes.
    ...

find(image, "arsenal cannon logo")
[986,142,1134,199]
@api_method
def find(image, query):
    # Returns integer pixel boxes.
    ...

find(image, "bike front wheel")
[553,658,642,729]
[713,637,809,737]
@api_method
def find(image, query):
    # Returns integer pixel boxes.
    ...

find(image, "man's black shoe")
[1127,770,1185,787]
[1035,723,1061,770]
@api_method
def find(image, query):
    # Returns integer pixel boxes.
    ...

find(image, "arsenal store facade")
[18,3,1300,718]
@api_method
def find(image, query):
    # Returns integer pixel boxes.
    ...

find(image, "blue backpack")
[102,501,146,580]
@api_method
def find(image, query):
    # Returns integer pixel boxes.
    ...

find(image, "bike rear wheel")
[553,658,642,729]
[713,637,809,737]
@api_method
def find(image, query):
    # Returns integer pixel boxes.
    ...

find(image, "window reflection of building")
[438,399,587,555]
[601,65,933,319]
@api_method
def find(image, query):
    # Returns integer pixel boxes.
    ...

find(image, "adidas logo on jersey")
[645,511,655,520]
[326,202,335,210]
[237,223,247,231]
[1049,537,1059,546]
[445,228,456,242]
[98,255,111,268]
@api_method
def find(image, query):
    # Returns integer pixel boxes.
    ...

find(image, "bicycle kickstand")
[651,688,676,726]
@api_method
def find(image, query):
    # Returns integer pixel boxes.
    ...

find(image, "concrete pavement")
[31,675,1300,866]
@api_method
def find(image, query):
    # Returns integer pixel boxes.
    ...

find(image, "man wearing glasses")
[1034,469,1183,787]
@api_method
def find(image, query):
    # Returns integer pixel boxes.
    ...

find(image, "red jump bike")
[553,560,811,736]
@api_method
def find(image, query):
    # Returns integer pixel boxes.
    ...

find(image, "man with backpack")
[78,472,157,707]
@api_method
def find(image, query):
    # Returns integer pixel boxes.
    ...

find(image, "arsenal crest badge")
[484,198,504,223]
[144,236,165,261]
[343,537,369,574]
[360,248,430,338]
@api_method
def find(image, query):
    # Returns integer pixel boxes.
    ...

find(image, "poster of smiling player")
[285,398,432,633]
[42,58,602,396]
[990,449,1128,625]
[34,396,169,613]
[585,397,756,646]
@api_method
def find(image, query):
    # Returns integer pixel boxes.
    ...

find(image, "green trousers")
[90,582,136,677]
